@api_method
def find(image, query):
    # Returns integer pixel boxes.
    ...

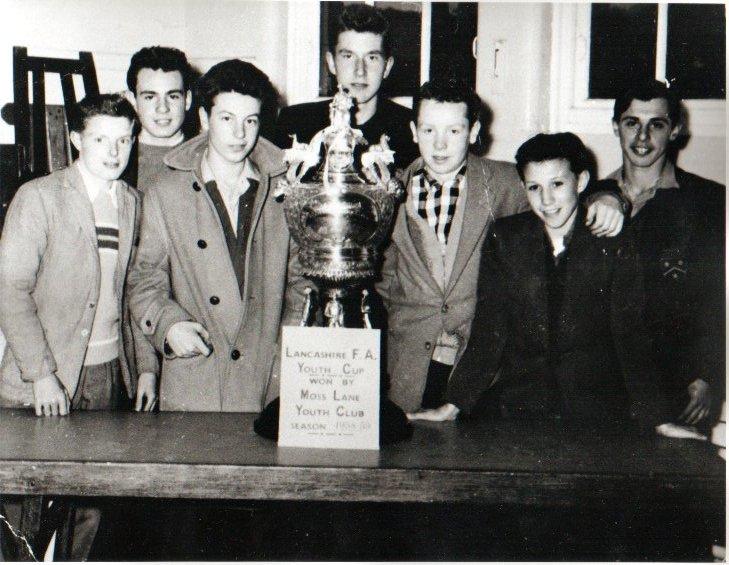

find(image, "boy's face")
[199,92,261,165]
[410,99,480,182]
[612,97,680,169]
[326,30,394,107]
[70,115,135,181]
[523,158,589,231]
[132,68,191,140]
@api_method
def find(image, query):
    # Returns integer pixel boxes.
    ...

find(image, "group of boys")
[0,3,723,560]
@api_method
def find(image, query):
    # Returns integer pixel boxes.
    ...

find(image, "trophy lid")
[314,86,368,187]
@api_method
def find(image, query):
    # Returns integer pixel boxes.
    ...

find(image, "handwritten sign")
[278,326,380,450]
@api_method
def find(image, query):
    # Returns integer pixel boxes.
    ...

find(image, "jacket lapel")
[65,164,98,248]
[523,214,550,350]
[233,140,287,339]
[395,160,443,295]
[445,154,494,296]
[115,182,135,296]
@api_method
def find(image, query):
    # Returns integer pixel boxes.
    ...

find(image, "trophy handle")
[299,287,316,327]
[361,289,372,329]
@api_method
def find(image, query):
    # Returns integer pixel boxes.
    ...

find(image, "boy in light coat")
[127,59,306,412]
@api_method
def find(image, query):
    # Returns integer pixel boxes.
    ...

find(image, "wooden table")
[0,409,724,559]
[1,408,723,505]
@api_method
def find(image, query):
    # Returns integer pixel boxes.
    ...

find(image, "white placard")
[278,326,380,450]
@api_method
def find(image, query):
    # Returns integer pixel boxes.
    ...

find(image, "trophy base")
[254,282,412,446]
[254,397,413,446]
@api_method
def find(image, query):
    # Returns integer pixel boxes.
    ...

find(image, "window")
[550,3,726,136]
[589,4,725,99]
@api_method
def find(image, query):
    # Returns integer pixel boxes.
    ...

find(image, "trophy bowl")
[284,182,397,283]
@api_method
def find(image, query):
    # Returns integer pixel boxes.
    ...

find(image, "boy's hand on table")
[407,403,460,422]
[655,422,707,441]
[679,378,711,425]
[135,372,157,411]
[585,195,624,237]
[32,374,70,416]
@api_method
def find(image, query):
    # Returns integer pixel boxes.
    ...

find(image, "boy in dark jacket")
[445,132,667,427]
[607,80,725,426]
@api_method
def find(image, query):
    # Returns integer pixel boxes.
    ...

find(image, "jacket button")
[441,304,449,313]
[197,239,207,249]
[231,349,241,360]
[424,342,431,350]
[193,182,202,192]
[210,296,220,305]
[145,320,151,328]
[81,329,89,337]
[89,303,95,309]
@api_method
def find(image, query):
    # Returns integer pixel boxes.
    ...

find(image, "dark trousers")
[421,360,453,409]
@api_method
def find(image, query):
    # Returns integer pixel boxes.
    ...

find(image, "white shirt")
[201,153,259,235]
[76,161,118,208]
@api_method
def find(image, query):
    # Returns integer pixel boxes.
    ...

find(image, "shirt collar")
[617,161,679,192]
[421,164,467,188]
[75,161,118,208]
[201,151,259,199]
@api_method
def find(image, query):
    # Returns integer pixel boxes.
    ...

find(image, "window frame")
[549,3,725,136]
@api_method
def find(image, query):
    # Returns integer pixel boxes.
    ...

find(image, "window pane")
[589,4,657,99]
[430,3,478,85]
[666,4,726,99]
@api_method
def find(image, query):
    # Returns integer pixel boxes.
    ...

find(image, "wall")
[476,3,553,165]
[181,0,288,96]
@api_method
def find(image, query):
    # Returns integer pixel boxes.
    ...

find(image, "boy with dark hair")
[123,45,194,191]
[0,93,157,560]
[128,59,304,412]
[445,132,667,426]
[607,79,725,426]
[379,79,627,419]
[274,3,418,170]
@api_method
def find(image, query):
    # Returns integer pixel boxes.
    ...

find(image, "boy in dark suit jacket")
[445,132,667,426]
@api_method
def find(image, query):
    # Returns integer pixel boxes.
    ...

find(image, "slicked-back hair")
[126,46,193,93]
[515,132,590,182]
[612,79,682,126]
[67,93,138,135]
[328,4,392,58]
[413,79,482,126]
[195,59,275,116]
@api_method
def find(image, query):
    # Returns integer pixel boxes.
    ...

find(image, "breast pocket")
[658,247,687,282]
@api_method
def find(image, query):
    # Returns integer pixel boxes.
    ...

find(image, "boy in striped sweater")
[0,93,157,559]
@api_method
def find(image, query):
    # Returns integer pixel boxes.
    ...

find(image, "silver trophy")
[255,88,411,444]
[274,87,403,327]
